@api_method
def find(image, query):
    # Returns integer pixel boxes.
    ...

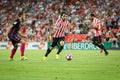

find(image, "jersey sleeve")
[54,18,61,27]
[66,20,69,26]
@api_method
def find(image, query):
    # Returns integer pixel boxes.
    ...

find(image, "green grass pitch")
[0,49,120,80]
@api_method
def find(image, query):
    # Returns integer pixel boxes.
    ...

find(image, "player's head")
[61,12,67,20]
[90,14,95,20]
[18,12,25,22]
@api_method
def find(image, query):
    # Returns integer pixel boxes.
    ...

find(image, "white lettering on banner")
[72,43,77,49]
[0,42,7,49]
[72,42,99,50]
[0,42,99,50]
[81,43,85,49]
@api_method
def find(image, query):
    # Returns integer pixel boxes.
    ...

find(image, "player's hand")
[54,26,60,30]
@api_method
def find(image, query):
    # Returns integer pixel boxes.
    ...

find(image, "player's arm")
[92,25,98,29]
[54,26,61,30]
[5,21,19,36]
[101,23,106,30]
[66,22,71,31]
[54,21,61,30]
[18,31,27,38]
[54,18,61,30]
[88,24,98,29]
[5,24,13,36]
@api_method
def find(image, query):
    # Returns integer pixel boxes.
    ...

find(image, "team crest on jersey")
[13,21,17,25]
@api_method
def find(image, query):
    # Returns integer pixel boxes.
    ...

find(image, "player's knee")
[50,46,54,50]
[21,39,26,44]
[14,44,18,49]
[60,41,64,46]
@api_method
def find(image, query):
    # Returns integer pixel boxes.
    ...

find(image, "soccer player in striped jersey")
[89,14,109,56]
[6,12,28,60]
[43,12,70,60]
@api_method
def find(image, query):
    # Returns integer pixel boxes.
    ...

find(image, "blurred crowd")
[0,0,120,43]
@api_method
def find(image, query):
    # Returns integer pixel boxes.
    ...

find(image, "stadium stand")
[0,0,120,42]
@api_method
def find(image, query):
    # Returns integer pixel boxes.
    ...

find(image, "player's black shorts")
[92,36,102,44]
[51,37,65,47]
[8,33,21,45]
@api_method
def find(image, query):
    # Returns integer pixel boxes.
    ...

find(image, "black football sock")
[57,46,63,55]
[99,44,108,54]
[45,48,52,57]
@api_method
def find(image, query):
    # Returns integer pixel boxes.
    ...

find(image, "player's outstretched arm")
[88,25,98,29]
[5,24,13,36]
[18,31,27,38]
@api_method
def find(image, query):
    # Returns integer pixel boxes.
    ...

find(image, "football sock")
[10,48,17,58]
[99,44,108,54]
[45,48,52,57]
[20,43,25,56]
[57,46,63,55]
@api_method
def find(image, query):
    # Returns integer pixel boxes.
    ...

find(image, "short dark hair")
[60,12,67,16]
[18,12,24,17]
[90,14,95,17]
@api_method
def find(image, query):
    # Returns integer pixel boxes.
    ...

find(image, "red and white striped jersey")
[87,29,96,37]
[91,18,104,36]
[53,18,69,38]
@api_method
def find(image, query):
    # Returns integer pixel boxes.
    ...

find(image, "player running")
[43,12,70,60]
[6,12,28,60]
[88,14,109,56]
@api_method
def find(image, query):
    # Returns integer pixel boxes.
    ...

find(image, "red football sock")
[20,43,25,56]
[10,48,17,58]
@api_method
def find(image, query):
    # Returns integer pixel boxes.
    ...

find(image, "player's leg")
[20,38,28,60]
[43,46,54,60]
[6,40,12,49]
[56,43,60,49]
[43,38,58,60]
[97,36,109,56]
[56,41,64,55]
[56,37,65,59]
[8,34,19,61]
[99,43,109,56]
[9,42,18,61]
[92,36,102,49]
[92,36,104,53]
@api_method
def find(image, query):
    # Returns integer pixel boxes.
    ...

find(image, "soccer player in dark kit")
[43,12,70,60]
[6,12,28,61]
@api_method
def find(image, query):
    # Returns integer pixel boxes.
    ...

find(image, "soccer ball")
[66,54,72,61]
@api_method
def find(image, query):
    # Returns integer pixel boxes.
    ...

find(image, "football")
[66,54,72,61]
